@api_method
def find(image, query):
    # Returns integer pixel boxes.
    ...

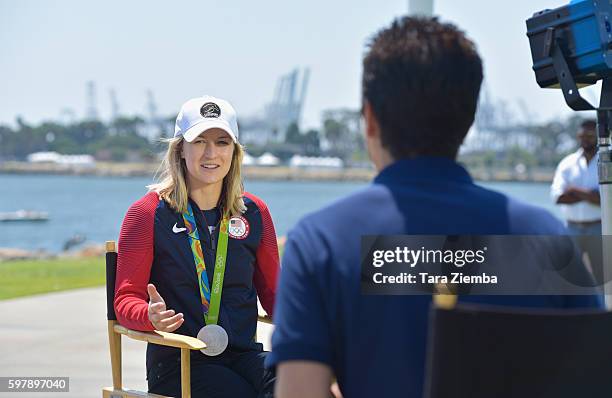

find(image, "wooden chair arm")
[114,315,271,350]
[113,324,206,350]
[258,315,273,324]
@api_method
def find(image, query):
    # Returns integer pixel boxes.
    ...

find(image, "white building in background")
[27,151,96,167]
[27,152,61,163]
[242,153,256,166]
[289,155,344,169]
[257,153,280,167]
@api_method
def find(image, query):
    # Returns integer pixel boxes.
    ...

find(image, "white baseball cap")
[174,95,239,143]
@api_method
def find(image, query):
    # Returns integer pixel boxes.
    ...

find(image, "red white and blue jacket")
[114,191,279,367]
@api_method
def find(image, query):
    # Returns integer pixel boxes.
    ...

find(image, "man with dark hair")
[551,118,601,275]
[362,17,483,159]
[268,17,602,398]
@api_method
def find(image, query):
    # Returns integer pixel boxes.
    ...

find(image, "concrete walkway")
[0,287,274,397]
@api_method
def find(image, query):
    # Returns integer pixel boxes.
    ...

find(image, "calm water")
[0,174,561,252]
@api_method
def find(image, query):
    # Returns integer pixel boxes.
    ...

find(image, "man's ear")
[363,101,381,140]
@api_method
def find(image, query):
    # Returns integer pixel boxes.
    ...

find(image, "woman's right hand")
[147,283,184,332]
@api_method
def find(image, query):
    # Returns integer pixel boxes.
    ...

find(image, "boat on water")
[0,210,49,222]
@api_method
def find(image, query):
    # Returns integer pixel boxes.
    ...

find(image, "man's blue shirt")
[267,157,603,397]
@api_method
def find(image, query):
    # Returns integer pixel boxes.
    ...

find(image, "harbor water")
[0,174,561,253]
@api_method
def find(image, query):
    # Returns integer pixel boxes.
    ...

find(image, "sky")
[0,0,599,131]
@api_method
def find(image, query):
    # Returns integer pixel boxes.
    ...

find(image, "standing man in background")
[551,119,602,276]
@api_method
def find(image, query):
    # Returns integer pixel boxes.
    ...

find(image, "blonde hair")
[148,136,246,216]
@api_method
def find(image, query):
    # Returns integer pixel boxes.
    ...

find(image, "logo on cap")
[200,102,221,119]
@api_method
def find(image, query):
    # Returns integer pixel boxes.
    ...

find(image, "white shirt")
[551,148,600,222]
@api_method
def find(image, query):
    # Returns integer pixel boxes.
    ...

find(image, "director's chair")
[102,241,273,398]
[424,291,612,398]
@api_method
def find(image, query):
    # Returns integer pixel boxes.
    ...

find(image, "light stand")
[546,31,612,306]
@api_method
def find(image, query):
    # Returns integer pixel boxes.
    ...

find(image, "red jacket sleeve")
[114,192,158,331]
[244,192,280,318]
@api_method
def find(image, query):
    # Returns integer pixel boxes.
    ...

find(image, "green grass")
[0,257,105,300]
[0,240,286,301]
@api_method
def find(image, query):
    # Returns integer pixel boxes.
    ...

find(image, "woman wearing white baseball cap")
[114,95,279,397]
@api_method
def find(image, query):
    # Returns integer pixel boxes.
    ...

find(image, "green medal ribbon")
[182,203,229,325]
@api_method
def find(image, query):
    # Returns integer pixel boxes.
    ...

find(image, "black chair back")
[105,241,117,321]
[424,304,612,398]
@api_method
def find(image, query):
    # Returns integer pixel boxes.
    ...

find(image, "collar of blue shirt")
[374,156,473,185]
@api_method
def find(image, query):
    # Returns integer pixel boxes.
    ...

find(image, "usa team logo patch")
[229,216,249,239]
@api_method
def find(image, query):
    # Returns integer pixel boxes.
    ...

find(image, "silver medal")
[197,324,228,356]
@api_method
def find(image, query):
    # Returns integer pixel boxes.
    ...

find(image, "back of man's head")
[362,17,483,159]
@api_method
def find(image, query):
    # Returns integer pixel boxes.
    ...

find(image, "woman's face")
[181,128,234,190]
